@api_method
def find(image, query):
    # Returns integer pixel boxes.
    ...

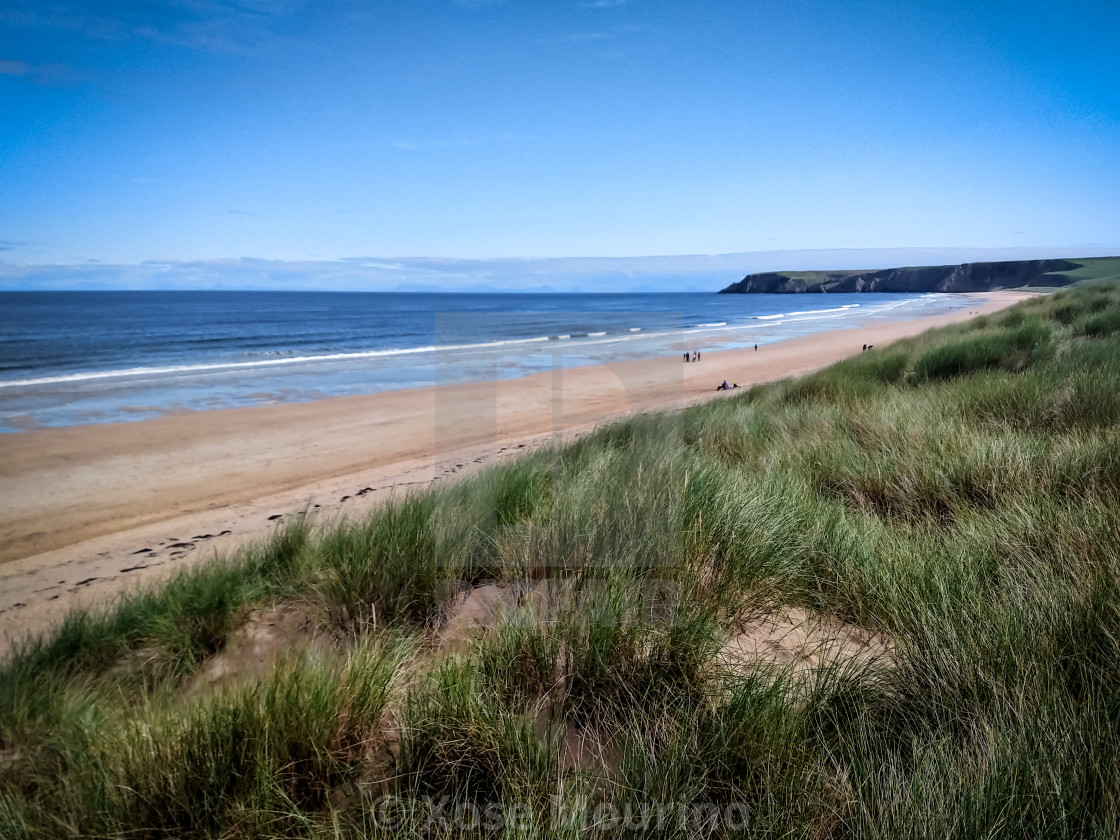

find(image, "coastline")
[0,291,1028,651]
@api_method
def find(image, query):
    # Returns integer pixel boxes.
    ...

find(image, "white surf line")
[0,335,562,388]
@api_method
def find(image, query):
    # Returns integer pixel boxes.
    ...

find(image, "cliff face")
[719,259,1084,294]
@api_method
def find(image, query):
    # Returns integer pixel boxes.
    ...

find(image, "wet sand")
[0,292,1027,652]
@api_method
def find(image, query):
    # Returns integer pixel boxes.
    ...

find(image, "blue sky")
[1,0,1118,277]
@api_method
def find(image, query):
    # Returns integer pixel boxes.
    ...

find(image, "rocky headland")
[718,257,1115,294]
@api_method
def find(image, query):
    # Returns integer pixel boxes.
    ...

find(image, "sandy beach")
[0,292,1027,651]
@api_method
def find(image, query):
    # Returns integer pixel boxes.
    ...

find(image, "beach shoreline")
[0,291,1028,652]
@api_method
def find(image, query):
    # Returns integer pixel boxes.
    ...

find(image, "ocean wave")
[787,304,860,316]
[756,304,861,321]
[0,335,557,389]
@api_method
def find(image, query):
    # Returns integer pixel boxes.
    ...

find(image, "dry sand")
[0,292,1027,653]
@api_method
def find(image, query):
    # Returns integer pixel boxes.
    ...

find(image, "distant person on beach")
[754,344,757,351]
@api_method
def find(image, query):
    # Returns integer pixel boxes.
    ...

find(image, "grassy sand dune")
[3,281,1120,837]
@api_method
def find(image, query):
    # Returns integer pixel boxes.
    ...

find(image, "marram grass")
[2,281,1120,838]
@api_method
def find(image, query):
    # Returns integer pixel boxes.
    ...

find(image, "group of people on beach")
[682,346,745,392]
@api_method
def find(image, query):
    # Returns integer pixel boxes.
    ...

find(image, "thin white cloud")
[0,57,77,84]
[1,0,305,55]
[568,30,613,41]
[0,58,29,76]
[392,136,476,151]
[227,0,308,14]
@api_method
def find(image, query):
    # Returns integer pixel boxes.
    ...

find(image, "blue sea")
[0,291,965,432]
